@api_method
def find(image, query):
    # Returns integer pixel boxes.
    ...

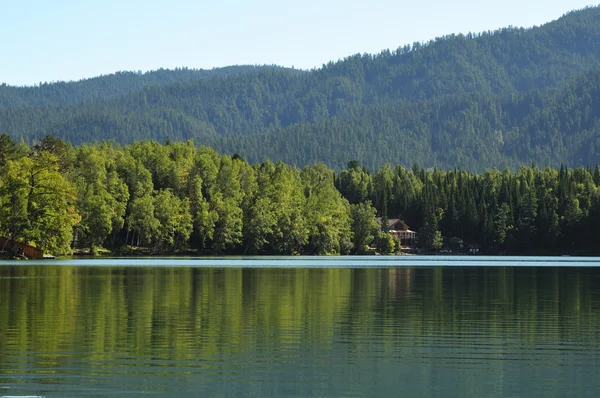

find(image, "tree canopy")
[2,137,600,256]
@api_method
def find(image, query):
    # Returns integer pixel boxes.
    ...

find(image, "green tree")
[74,144,129,253]
[350,202,379,254]
[0,133,22,167]
[420,207,444,252]
[303,163,353,255]
[375,232,396,254]
[492,203,513,251]
[127,194,160,247]
[271,163,309,254]
[337,161,372,204]
[210,155,249,253]
[153,190,193,252]
[0,152,80,255]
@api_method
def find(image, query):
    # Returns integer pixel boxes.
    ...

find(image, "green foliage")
[127,195,160,247]
[492,203,513,251]
[2,137,600,256]
[0,152,79,255]
[74,144,129,252]
[350,202,379,254]
[303,163,353,255]
[153,190,193,252]
[337,161,372,204]
[375,232,396,254]
[0,159,30,243]
[0,133,22,167]
[420,208,444,252]
[3,8,600,170]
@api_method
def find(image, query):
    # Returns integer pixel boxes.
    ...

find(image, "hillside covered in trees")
[2,6,600,170]
[2,136,600,257]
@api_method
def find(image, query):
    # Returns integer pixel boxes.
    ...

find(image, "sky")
[1,0,597,86]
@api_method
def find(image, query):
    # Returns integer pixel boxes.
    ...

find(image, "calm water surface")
[1,256,600,397]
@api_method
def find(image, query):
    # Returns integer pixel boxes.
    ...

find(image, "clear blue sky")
[1,0,597,86]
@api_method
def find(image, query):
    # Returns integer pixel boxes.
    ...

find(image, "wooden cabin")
[376,218,417,247]
[0,237,44,259]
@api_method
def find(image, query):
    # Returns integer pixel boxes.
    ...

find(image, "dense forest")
[2,135,600,256]
[2,7,600,170]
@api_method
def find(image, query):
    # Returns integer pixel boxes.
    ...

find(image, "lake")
[1,256,600,397]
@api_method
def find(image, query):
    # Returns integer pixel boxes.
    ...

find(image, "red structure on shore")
[0,237,44,259]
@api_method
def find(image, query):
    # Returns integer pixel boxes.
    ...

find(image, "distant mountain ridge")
[0,65,303,107]
[2,6,600,170]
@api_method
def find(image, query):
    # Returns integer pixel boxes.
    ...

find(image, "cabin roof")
[376,218,411,231]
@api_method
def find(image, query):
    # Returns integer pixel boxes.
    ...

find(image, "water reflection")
[0,264,600,396]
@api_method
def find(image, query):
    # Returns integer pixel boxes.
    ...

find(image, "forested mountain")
[0,65,300,107]
[2,6,600,170]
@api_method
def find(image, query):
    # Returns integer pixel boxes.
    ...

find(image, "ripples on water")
[1,257,600,397]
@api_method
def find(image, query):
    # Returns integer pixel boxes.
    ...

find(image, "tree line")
[2,135,600,256]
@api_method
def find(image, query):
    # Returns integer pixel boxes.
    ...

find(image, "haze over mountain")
[2,6,600,170]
